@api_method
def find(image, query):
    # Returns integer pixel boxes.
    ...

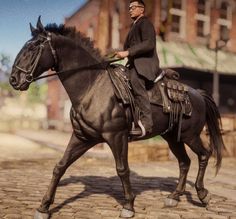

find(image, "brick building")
[47,0,236,129]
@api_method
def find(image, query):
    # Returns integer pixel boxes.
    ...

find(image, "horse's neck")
[57,47,102,107]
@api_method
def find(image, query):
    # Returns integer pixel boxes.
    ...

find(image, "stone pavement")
[0,131,236,219]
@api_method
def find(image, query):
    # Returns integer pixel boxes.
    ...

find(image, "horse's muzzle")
[9,75,30,91]
[9,76,18,87]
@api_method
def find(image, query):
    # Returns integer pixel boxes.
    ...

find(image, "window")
[197,0,206,14]
[195,0,210,38]
[220,1,229,19]
[172,15,181,33]
[169,0,186,38]
[87,24,94,40]
[217,0,232,40]
[172,0,182,9]
[197,20,204,37]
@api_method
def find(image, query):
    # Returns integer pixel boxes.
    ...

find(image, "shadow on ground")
[50,171,202,215]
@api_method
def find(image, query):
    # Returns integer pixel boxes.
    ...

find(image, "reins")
[33,57,124,82]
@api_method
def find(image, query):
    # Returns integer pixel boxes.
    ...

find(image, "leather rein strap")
[33,57,123,82]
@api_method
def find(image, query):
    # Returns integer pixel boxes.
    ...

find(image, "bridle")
[14,31,123,83]
[14,32,58,83]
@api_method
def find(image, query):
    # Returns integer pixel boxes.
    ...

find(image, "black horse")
[9,18,225,219]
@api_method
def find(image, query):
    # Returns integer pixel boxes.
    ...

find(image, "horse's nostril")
[9,76,17,85]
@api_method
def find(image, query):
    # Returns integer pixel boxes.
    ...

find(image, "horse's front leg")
[104,131,135,218]
[35,133,95,219]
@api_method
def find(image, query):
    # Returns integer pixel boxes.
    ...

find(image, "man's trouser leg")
[129,68,153,132]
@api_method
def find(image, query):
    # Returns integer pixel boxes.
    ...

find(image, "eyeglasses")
[129,5,144,11]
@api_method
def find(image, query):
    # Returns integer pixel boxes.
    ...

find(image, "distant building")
[47,0,236,129]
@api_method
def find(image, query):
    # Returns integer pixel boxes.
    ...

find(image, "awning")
[156,38,236,75]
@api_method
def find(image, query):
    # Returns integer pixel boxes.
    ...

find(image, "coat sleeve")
[128,20,156,57]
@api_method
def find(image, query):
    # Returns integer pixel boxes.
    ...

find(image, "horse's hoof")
[164,197,179,207]
[120,208,135,218]
[201,193,211,205]
[34,210,50,219]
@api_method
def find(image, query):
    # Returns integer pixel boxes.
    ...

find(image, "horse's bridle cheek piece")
[14,32,57,83]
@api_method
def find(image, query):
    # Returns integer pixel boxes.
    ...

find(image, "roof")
[156,38,236,75]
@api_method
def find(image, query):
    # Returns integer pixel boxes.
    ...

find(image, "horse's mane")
[44,23,103,62]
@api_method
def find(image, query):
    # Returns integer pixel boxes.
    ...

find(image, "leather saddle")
[107,65,192,139]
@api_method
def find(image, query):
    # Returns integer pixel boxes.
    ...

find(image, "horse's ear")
[36,16,45,32]
[29,23,38,36]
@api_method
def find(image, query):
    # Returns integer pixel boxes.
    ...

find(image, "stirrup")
[129,120,146,137]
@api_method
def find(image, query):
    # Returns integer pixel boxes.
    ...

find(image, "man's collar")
[133,15,144,24]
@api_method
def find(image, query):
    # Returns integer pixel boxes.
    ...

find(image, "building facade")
[47,0,236,128]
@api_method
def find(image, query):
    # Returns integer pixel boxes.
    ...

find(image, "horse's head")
[9,17,57,90]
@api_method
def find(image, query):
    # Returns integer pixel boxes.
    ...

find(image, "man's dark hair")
[130,0,145,7]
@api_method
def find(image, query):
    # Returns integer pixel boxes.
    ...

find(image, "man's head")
[129,0,145,20]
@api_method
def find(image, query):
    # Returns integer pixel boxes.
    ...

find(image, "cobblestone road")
[0,132,236,219]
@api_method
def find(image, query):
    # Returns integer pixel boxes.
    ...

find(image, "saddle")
[107,65,192,140]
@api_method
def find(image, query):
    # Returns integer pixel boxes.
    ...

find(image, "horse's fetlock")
[123,194,135,211]
[196,188,208,200]
[169,190,182,200]
[39,198,51,212]
[125,193,135,202]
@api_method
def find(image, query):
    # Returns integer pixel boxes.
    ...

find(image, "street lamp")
[212,28,229,106]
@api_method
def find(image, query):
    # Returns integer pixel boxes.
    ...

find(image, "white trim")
[170,8,186,16]
[217,18,232,28]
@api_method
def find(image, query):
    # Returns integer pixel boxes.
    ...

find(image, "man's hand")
[115,51,129,58]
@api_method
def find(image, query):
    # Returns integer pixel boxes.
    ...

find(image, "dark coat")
[124,16,160,81]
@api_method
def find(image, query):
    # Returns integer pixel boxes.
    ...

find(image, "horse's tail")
[198,90,225,175]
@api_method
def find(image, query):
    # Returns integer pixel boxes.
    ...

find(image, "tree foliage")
[27,82,48,103]
[0,53,11,81]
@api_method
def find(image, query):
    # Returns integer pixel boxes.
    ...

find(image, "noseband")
[15,32,57,83]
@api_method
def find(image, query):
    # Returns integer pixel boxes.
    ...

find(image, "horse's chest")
[70,94,126,139]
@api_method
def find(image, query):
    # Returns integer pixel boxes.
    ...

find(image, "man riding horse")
[9,14,225,218]
[116,0,160,136]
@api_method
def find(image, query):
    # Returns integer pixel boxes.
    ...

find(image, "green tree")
[27,82,48,103]
[0,53,17,97]
[0,53,11,81]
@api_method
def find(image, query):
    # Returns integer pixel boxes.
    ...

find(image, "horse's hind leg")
[185,136,211,205]
[163,135,191,207]
[104,132,135,218]
[35,133,96,218]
